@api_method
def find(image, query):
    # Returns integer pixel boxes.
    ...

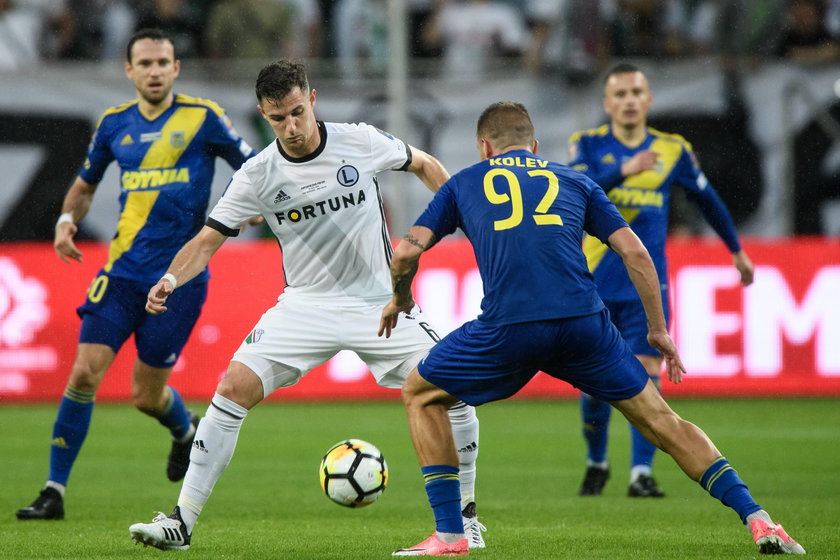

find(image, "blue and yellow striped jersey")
[568,124,741,302]
[80,93,256,284]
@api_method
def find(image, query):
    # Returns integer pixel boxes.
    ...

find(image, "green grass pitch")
[2,398,838,559]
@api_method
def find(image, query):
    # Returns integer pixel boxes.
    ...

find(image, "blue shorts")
[77,271,207,369]
[417,309,649,407]
[603,292,669,357]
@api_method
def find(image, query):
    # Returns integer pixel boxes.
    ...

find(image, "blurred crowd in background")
[2,0,839,240]
[1,0,839,77]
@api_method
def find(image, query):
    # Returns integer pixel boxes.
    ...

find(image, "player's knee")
[403,384,459,414]
[216,375,236,400]
[215,363,264,409]
[67,362,104,393]
[400,368,425,401]
[401,383,434,412]
[401,383,421,409]
[131,387,164,414]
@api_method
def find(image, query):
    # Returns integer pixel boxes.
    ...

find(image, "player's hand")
[621,150,659,177]
[378,298,415,338]
[54,222,83,263]
[733,250,754,286]
[647,330,685,384]
[146,279,173,315]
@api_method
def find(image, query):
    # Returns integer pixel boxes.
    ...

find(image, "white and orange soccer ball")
[319,439,388,508]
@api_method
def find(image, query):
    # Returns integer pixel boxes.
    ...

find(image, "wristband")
[56,213,74,228]
[161,273,178,290]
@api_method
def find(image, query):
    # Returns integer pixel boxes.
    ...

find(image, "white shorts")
[232,294,443,397]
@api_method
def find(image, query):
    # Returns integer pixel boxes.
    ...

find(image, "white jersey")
[208,121,411,305]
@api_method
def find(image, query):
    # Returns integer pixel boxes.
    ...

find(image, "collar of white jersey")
[274,121,327,163]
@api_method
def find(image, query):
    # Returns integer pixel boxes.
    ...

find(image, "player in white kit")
[128,60,486,552]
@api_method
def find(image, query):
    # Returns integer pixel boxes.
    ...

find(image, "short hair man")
[568,63,754,498]
[128,60,485,551]
[379,101,803,556]
[16,28,257,521]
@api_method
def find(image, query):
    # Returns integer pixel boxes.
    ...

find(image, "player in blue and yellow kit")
[16,29,256,521]
[380,101,803,556]
[568,63,754,498]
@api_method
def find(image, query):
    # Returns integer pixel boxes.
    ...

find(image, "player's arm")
[683,173,754,286]
[568,134,653,190]
[620,149,659,177]
[586,150,658,188]
[378,225,436,338]
[205,104,258,168]
[607,226,686,383]
[146,226,227,315]
[405,145,450,193]
[54,176,98,264]
[695,188,754,286]
[676,143,754,286]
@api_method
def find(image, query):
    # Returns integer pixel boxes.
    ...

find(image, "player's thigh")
[610,379,678,439]
[349,305,439,389]
[134,280,208,369]
[231,296,342,396]
[77,272,144,356]
[68,343,118,391]
[418,320,544,406]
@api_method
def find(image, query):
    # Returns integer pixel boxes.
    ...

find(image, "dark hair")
[126,28,175,63]
[255,60,310,103]
[603,62,643,85]
[476,102,534,150]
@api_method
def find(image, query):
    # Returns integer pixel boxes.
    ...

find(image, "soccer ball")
[319,439,388,507]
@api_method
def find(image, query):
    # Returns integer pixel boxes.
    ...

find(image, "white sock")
[630,465,652,482]
[745,509,773,527]
[436,531,465,543]
[586,460,609,470]
[45,481,66,497]
[448,401,479,510]
[177,393,248,533]
[175,421,197,444]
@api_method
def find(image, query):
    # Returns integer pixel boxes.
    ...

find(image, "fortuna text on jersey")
[273,188,367,225]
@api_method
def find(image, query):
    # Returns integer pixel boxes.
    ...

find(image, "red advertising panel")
[1,238,839,402]
[665,237,840,396]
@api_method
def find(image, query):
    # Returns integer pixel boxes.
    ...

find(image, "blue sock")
[421,465,463,534]
[699,457,762,522]
[155,387,192,440]
[630,375,659,470]
[581,393,611,463]
[630,424,657,470]
[49,385,95,486]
